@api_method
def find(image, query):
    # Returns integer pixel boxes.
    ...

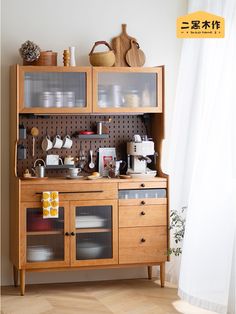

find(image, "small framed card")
[98,147,116,176]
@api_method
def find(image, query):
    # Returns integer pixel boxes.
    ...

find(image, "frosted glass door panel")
[97,72,157,109]
[24,72,86,108]
[75,205,113,260]
[26,207,64,263]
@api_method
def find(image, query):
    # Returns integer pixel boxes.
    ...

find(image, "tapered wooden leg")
[160,262,165,288]
[20,269,25,296]
[13,265,18,287]
[147,266,152,280]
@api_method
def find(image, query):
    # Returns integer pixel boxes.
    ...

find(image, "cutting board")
[111,24,136,67]
[126,40,145,67]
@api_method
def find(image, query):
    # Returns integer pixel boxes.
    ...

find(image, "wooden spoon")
[31,127,39,157]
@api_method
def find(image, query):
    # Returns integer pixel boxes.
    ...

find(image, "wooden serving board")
[111,24,136,67]
[126,40,145,67]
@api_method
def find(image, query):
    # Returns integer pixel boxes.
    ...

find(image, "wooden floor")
[1,279,216,314]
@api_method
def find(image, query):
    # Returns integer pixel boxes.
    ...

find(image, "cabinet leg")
[13,265,18,287]
[160,262,165,288]
[147,266,152,280]
[20,270,25,296]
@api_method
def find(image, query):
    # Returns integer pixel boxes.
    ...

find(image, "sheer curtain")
[166,0,236,313]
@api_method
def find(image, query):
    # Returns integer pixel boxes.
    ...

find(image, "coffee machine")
[127,135,157,177]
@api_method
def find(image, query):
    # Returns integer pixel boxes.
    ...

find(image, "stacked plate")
[75,215,106,229]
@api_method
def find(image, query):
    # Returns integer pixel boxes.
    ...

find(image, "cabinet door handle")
[141,238,146,243]
[70,232,75,236]
[36,190,104,195]
[65,232,70,236]
[140,183,145,188]
[140,200,146,205]
[140,211,146,216]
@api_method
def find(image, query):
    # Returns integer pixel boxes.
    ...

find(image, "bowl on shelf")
[27,245,53,262]
[76,241,105,259]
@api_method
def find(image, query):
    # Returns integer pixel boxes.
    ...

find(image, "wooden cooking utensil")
[126,40,145,67]
[111,24,136,67]
[31,127,39,157]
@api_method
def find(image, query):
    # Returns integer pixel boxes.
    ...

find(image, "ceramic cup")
[68,168,81,177]
[62,135,73,149]
[41,135,53,151]
[53,135,63,149]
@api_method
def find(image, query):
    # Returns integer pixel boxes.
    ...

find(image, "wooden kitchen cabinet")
[10,63,168,295]
[17,66,92,114]
[92,66,163,113]
[12,65,163,114]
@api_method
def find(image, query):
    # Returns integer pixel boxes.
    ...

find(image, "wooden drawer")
[119,198,167,206]
[119,226,167,264]
[119,205,167,227]
[118,181,167,190]
[21,183,117,202]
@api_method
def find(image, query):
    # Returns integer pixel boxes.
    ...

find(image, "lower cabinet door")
[21,201,70,269]
[119,226,167,264]
[70,200,118,266]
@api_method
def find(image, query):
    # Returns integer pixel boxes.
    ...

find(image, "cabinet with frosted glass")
[92,66,163,113]
[17,66,92,114]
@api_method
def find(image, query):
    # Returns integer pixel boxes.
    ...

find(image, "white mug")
[62,135,73,149]
[68,168,81,177]
[41,135,53,151]
[53,135,63,149]
[46,154,63,166]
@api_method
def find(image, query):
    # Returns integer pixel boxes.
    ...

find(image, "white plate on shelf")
[76,215,107,228]
[66,175,85,180]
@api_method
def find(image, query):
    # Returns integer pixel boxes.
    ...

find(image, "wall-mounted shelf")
[46,165,75,169]
[78,134,109,140]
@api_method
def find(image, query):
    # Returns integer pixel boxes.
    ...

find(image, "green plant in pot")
[168,207,186,256]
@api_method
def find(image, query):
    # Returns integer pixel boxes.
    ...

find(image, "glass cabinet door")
[21,202,70,267]
[93,67,163,113]
[70,200,118,266]
[19,67,91,113]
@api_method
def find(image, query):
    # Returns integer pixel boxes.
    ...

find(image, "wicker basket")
[23,51,57,66]
[89,41,115,67]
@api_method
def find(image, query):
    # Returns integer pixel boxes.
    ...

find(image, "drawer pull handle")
[141,238,146,243]
[141,211,146,216]
[65,232,70,236]
[140,200,146,205]
[140,183,145,188]
[35,190,104,195]
[70,232,75,236]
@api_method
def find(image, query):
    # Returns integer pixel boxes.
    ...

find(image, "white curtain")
[166,0,236,313]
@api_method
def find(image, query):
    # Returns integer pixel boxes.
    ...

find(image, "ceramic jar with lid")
[123,89,140,108]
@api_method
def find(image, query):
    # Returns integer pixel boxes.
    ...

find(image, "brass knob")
[71,232,75,236]
[65,232,69,236]
[141,211,146,215]
[141,200,146,205]
[140,183,145,187]
[141,238,146,243]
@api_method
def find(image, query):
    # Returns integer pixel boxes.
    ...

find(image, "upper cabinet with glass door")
[18,66,92,114]
[92,66,164,113]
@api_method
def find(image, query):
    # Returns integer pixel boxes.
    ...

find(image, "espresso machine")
[127,135,157,177]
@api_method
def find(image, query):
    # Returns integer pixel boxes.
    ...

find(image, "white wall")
[1,0,187,285]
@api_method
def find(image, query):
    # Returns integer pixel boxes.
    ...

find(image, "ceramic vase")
[69,46,76,66]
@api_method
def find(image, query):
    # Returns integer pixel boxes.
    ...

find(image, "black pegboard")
[18,115,147,177]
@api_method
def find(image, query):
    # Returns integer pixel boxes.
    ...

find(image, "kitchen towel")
[42,191,59,218]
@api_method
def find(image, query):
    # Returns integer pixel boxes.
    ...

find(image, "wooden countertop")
[19,176,167,185]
